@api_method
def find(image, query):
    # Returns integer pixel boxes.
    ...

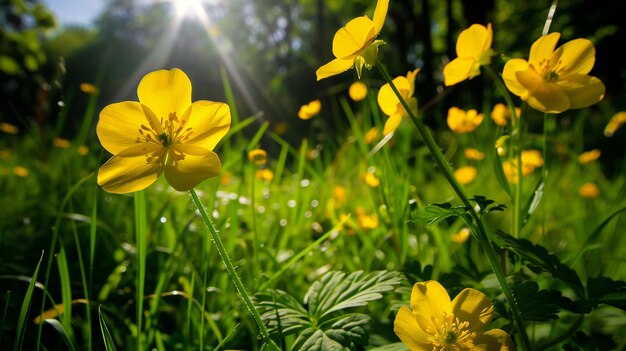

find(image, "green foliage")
[256,270,404,350]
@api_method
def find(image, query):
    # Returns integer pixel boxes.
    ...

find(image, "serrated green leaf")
[409,203,470,227]
[321,314,369,345]
[587,276,626,310]
[290,328,346,351]
[367,342,410,351]
[496,231,584,297]
[511,281,570,321]
[256,289,311,338]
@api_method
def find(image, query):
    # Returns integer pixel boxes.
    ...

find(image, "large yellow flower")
[502,32,605,114]
[97,68,231,194]
[395,281,515,351]
[443,23,494,86]
[377,68,420,135]
[316,0,389,81]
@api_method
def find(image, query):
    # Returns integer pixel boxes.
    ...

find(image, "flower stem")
[376,59,532,350]
[189,189,277,348]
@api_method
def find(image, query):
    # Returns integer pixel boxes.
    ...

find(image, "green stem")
[189,189,276,348]
[535,315,583,350]
[376,59,532,351]
[134,191,147,351]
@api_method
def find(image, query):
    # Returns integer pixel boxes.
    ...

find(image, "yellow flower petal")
[443,57,476,86]
[409,281,451,322]
[137,68,192,121]
[451,288,494,331]
[578,149,601,164]
[0,122,19,134]
[528,32,560,66]
[502,59,530,98]
[524,82,570,113]
[473,329,515,351]
[372,0,389,34]
[456,23,492,59]
[248,149,268,165]
[553,38,595,76]
[183,101,231,150]
[97,102,156,155]
[164,145,220,191]
[332,16,376,59]
[316,58,355,81]
[393,306,432,350]
[558,74,605,110]
[97,144,164,194]
[383,113,403,135]
[377,76,410,116]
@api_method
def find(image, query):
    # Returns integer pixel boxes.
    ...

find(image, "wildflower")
[0,122,19,134]
[451,228,471,244]
[502,150,544,183]
[364,172,380,187]
[219,171,233,185]
[298,100,321,120]
[248,149,268,165]
[78,145,90,156]
[491,103,520,126]
[273,122,288,135]
[96,68,231,194]
[53,137,71,149]
[364,127,380,144]
[447,107,483,133]
[502,32,605,114]
[443,23,495,86]
[349,81,368,101]
[377,68,420,135]
[454,166,477,185]
[80,83,99,95]
[358,212,379,230]
[316,0,389,80]
[333,185,347,204]
[256,169,274,181]
[13,166,29,177]
[604,112,626,137]
[0,149,11,159]
[464,148,484,160]
[394,280,514,351]
[579,182,599,199]
[578,149,601,164]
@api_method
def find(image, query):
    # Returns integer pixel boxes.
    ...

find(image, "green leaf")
[290,314,369,351]
[522,180,544,226]
[496,231,584,297]
[367,342,410,351]
[98,306,117,351]
[290,328,345,351]
[408,203,470,227]
[14,251,44,351]
[511,281,570,321]
[586,276,626,310]
[492,150,512,199]
[305,270,404,319]
[256,289,311,338]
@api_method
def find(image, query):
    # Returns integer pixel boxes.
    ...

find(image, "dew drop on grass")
[304,211,312,218]
[311,199,319,208]
[287,200,296,208]
[160,216,167,223]
[279,219,287,226]
[300,179,310,187]
[257,205,265,213]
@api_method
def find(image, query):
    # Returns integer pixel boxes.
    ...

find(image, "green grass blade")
[98,306,117,351]
[14,251,44,351]
[55,243,73,338]
[134,190,148,351]
[42,319,78,351]
[1,290,11,345]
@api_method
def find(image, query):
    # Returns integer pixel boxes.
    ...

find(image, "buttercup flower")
[349,81,368,101]
[451,228,471,244]
[298,100,321,120]
[80,83,100,95]
[447,107,483,133]
[364,127,380,144]
[248,149,268,165]
[464,148,485,161]
[454,166,477,185]
[502,32,605,114]
[377,68,420,135]
[316,0,389,80]
[256,169,274,181]
[443,23,494,86]
[395,280,514,351]
[364,172,380,187]
[604,112,626,137]
[53,137,71,149]
[97,68,231,194]
[13,166,29,177]
[578,149,601,164]
[491,103,520,126]
[502,149,544,183]
[0,122,19,134]
[579,182,599,199]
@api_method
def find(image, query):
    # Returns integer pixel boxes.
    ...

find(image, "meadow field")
[1,0,626,350]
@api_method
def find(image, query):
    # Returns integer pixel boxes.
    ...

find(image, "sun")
[170,0,206,20]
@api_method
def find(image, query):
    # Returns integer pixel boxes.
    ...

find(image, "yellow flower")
[13,166,29,177]
[316,0,389,80]
[604,111,626,137]
[0,149,11,159]
[395,281,514,351]
[502,150,544,183]
[219,171,233,185]
[451,228,471,244]
[78,145,90,156]
[502,32,605,114]
[333,185,347,204]
[377,68,420,135]
[491,103,520,126]
[0,122,19,134]
[248,149,268,165]
[364,127,380,144]
[96,68,231,194]
[364,172,380,187]
[358,212,379,230]
[349,81,368,101]
[579,182,599,199]
[443,23,495,86]
[53,137,71,149]
[80,83,100,95]
[454,166,477,185]
[255,169,274,181]
[447,107,483,133]
[298,99,321,120]
[578,149,601,164]
[464,148,484,160]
